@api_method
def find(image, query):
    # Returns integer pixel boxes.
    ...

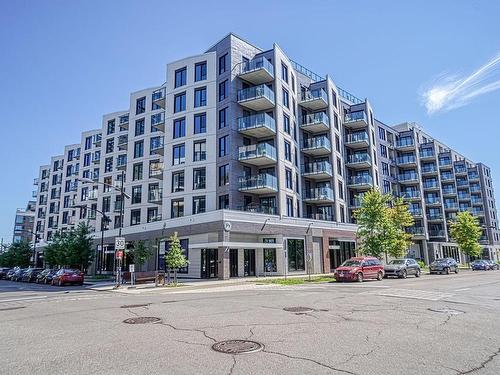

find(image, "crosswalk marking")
[371,288,454,301]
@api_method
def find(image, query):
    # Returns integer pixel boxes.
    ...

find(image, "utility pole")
[116,169,125,287]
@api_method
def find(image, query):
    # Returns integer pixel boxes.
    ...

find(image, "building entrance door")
[244,249,255,276]
[201,249,218,278]
[230,249,238,277]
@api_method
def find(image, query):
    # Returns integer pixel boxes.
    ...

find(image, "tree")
[130,240,153,269]
[386,198,415,258]
[67,223,94,271]
[44,231,67,268]
[164,232,189,285]
[449,211,482,264]
[0,241,32,267]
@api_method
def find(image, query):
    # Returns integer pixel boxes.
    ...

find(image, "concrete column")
[218,247,230,280]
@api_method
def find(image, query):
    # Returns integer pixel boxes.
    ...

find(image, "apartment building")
[28,33,499,276]
[12,201,36,244]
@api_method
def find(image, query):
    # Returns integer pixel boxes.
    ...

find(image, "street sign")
[115,237,126,250]
[129,264,135,273]
[116,250,123,259]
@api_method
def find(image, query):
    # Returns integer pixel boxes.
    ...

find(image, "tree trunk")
[174,270,177,286]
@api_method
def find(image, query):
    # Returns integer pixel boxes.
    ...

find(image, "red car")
[334,257,384,282]
[51,269,84,286]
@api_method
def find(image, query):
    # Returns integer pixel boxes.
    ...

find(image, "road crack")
[159,322,217,343]
[458,347,500,374]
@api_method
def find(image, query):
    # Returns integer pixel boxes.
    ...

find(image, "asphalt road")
[1,270,500,375]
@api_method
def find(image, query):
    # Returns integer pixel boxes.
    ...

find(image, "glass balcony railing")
[300,112,330,127]
[396,155,416,164]
[425,197,441,205]
[237,113,276,133]
[444,202,458,210]
[468,173,479,180]
[470,185,481,193]
[439,158,452,167]
[347,153,371,164]
[440,174,454,181]
[236,205,278,215]
[456,179,469,187]
[300,88,328,103]
[150,137,164,152]
[237,84,275,103]
[396,137,414,148]
[350,197,363,207]
[407,227,425,235]
[305,213,334,221]
[344,110,367,124]
[303,187,334,201]
[345,132,369,144]
[151,112,165,127]
[409,208,422,216]
[401,190,421,199]
[238,143,277,161]
[349,175,373,186]
[427,214,443,221]
[419,149,435,158]
[421,165,437,174]
[152,87,165,102]
[119,114,129,125]
[302,136,331,151]
[239,57,274,77]
[454,166,467,174]
[471,197,483,204]
[423,181,439,189]
[302,161,333,175]
[238,173,278,191]
[458,194,471,200]
[148,189,163,203]
[398,173,419,181]
[429,230,446,237]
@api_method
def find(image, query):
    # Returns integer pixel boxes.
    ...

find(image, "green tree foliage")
[354,190,414,260]
[164,232,189,285]
[449,211,482,262]
[0,241,32,267]
[130,240,153,267]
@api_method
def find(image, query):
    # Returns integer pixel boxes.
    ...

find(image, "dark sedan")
[11,268,29,282]
[36,269,58,284]
[484,260,499,270]
[430,258,459,275]
[21,268,44,282]
[471,260,489,271]
[384,258,421,278]
[0,267,11,280]
[5,268,19,280]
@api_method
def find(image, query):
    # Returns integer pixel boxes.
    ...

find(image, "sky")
[1,0,499,243]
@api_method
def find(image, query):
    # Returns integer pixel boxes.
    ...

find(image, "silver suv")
[384,258,421,279]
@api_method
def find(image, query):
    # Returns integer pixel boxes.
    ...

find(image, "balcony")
[85,190,98,201]
[429,229,446,237]
[238,143,277,166]
[396,155,417,167]
[299,89,328,110]
[349,197,363,209]
[407,226,426,237]
[438,158,453,169]
[468,172,479,181]
[33,178,39,185]
[345,132,369,149]
[300,112,330,133]
[32,190,37,198]
[423,181,439,190]
[348,175,373,189]
[398,173,419,184]
[302,161,333,179]
[421,165,438,175]
[92,153,101,164]
[303,187,335,203]
[395,137,415,151]
[238,173,278,194]
[92,172,99,183]
[346,153,372,168]
[427,214,444,221]
[148,189,163,204]
[148,214,163,223]
[470,185,481,193]
[425,197,441,206]
[400,190,421,200]
[472,209,485,216]
[458,193,471,201]
[152,87,166,109]
[305,213,334,221]
[236,204,278,215]
[117,135,128,151]
[344,111,368,129]
[409,208,423,217]
[301,136,331,156]
[116,155,127,170]
[150,137,164,156]
[237,113,276,138]
[237,57,274,85]
[454,166,467,175]
[39,197,48,205]
[237,84,275,111]
[119,114,129,129]
[92,134,102,147]
[149,163,164,179]
[444,202,459,211]
[419,149,435,160]
[471,197,483,205]
[151,112,165,132]
[479,236,489,243]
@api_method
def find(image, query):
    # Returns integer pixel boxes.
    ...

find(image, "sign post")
[129,264,135,287]
[115,237,125,286]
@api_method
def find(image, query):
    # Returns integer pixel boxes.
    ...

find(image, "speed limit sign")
[115,237,125,250]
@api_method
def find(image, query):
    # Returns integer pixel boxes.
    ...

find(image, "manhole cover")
[283,306,314,313]
[212,340,264,354]
[0,306,26,312]
[428,308,465,315]
[120,304,150,308]
[123,317,161,324]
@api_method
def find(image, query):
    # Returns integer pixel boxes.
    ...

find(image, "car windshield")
[341,260,361,267]
[389,260,406,265]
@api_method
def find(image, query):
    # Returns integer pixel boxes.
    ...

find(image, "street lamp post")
[17,229,39,267]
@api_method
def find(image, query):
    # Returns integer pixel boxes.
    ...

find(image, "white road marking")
[372,289,454,301]
[0,295,48,303]
[454,288,471,291]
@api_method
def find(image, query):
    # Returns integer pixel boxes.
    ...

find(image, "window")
[378,126,386,140]
[105,157,113,173]
[218,194,229,209]
[136,97,146,115]
[174,67,187,88]
[134,140,144,158]
[132,186,142,204]
[85,136,92,150]
[194,87,207,107]
[192,196,206,214]
[380,145,388,158]
[281,63,288,83]
[219,53,227,74]
[283,114,290,134]
[218,136,228,157]
[173,118,186,139]
[285,168,292,189]
[382,162,389,176]
[174,92,186,113]
[219,164,229,186]
[171,171,185,192]
[286,196,294,217]
[172,144,185,165]
[135,119,145,136]
[102,196,110,213]
[219,108,227,129]
[335,135,340,152]
[195,61,207,81]
[331,90,337,108]
[284,141,291,161]
[194,113,206,134]
[193,168,206,189]
[147,207,159,223]
[338,181,344,199]
[84,153,91,167]
[282,88,289,108]
[133,163,143,181]
[107,120,115,135]
[193,140,206,161]
[337,157,342,176]
[130,209,141,225]
[264,249,277,272]
[106,138,114,154]
[287,239,304,271]
[171,199,184,218]
[334,113,339,130]
[219,80,228,101]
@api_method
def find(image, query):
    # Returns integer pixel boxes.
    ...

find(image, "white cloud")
[421,54,500,114]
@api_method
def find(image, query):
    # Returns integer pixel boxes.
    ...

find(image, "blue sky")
[1,0,499,242]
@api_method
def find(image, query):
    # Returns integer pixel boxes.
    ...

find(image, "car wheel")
[455,268,459,274]
[445,268,450,275]
[58,279,63,287]
[357,273,363,282]
[415,269,421,278]
[377,271,383,281]
[400,270,407,279]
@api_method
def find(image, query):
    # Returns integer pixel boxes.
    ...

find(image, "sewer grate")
[212,340,264,355]
[123,317,161,324]
[428,307,465,315]
[0,306,26,312]
[120,304,150,309]
[283,306,314,313]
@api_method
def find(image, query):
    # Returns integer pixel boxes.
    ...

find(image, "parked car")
[36,269,57,284]
[0,267,12,280]
[471,260,489,271]
[51,269,84,286]
[429,258,459,274]
[11,268,29,282]
[483,260,499,270]
[5,267,19,280]
[334,257,384,282]
[21,268,44,282]
[384,259,421,278]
